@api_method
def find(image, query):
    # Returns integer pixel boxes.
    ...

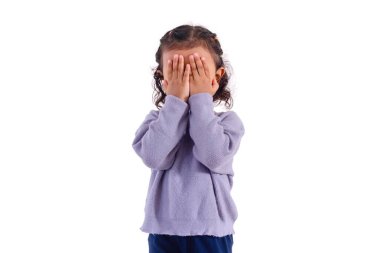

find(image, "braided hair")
[152,24,233,110]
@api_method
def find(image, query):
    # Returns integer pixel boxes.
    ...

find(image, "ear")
[214,67,225,82]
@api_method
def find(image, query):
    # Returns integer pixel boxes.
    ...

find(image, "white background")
[1,0,379,252]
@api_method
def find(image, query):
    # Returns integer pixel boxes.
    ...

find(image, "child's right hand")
[162,54,191,102]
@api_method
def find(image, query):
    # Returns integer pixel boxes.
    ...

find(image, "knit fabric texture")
[132,93,245,236]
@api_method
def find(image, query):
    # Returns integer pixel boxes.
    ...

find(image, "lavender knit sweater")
[132,93,245,236]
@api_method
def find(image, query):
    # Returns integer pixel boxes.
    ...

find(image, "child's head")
[152,24,233,109]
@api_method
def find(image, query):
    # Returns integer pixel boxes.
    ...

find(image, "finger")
[189,54,199,77]
[201,56,210,77]
[194,53,204,76]
[184,64,191,82]
[173,54,178,79]
[189,67,194,81]
[178,55,184,78]
[167,59,172,80]
[183,64,191,80]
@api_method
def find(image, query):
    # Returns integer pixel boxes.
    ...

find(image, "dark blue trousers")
[148,233,233,253]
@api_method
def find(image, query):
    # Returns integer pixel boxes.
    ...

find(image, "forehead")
[162,46,214,62]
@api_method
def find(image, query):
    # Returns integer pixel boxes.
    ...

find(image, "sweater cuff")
[164,95,189,112]
[188,92,213,105]
[188,93,214,115]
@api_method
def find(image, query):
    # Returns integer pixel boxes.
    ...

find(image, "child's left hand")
[189,53,219,97]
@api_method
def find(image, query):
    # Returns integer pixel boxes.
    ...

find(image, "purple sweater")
[132,93,245,236]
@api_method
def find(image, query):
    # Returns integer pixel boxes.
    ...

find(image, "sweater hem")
[140,217,236,237]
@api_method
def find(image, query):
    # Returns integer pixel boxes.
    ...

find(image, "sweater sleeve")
[188,93,245,175]
[132,95,189,170]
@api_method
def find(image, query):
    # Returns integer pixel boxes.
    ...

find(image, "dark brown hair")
[151,24,233,110]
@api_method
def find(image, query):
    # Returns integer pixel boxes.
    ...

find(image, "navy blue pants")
[148,233,233,253]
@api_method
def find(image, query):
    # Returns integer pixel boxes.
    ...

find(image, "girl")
[132,24,245,253]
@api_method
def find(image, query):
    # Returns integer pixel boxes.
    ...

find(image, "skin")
[161,46,225,102]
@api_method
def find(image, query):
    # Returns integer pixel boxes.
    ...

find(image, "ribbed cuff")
[188,93,214,116]
[164,95,189,112]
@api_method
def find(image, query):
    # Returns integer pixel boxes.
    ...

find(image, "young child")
[132,24,245,253]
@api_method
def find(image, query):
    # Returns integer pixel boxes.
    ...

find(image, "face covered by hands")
[161,46,225,102]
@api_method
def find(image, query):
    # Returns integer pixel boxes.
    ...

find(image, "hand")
[162,54,191,102]
[189,53,219,97]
